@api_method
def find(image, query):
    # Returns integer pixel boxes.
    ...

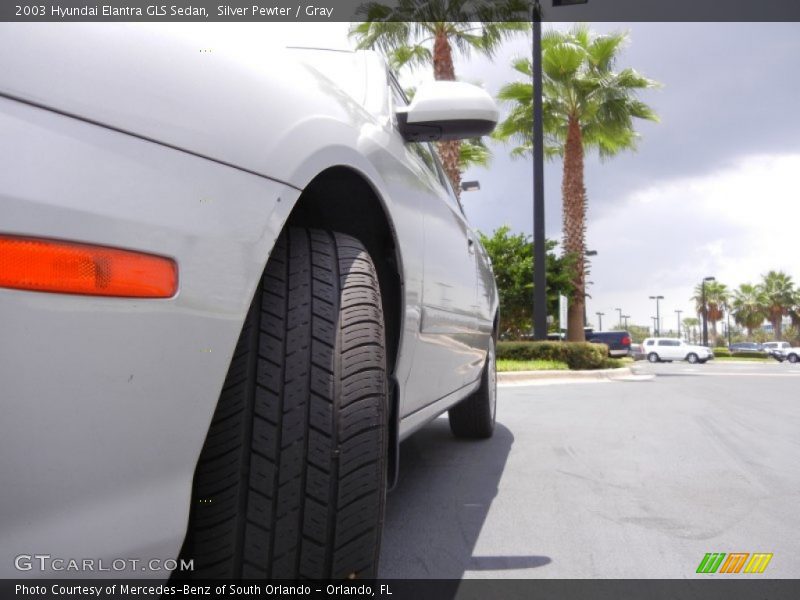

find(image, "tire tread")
[179,228,386,579]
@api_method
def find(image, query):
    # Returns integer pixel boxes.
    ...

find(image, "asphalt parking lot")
[379,361,800,578]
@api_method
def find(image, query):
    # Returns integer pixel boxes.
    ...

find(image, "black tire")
[448,338,497,439]
[179,228,388,579]
[647,352,660,363]
[686,353,699,364]
[788,353,799,364]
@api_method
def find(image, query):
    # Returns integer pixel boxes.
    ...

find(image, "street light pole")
[675,309,683,339]
[726,304,732,347]
[531,0,589,339]
[596,312,604,331]
[615,307,622,328]
[651,316,657,334]
[622,315,630,329]
[649,295,664,336]
[701,276,715,347]
[531,0,547,340]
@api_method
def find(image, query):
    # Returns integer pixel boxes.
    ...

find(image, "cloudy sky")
[424,22,800,332]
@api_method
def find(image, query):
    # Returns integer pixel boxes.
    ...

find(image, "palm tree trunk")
[432,29,462,198]
[562,115,587,342]
[773,313,783,340]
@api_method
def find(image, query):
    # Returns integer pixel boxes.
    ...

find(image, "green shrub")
[601,358,625,369]
[497,359,569,372]
[731,350,768,359]
[497,341,610,370]
[713,348,731,357]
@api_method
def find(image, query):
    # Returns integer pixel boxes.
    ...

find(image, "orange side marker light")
[0,235,177,298]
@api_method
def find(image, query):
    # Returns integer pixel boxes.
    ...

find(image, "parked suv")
[762,341,791,360]
[587,330,632,357]
[763,341,800,363]
[642,338,714,364]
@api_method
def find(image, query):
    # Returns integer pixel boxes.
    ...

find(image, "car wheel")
[686,353,699,364]
[647,352,660,363]
[788,353,799,364]
[180,228,387,579]
[448,338,497,439]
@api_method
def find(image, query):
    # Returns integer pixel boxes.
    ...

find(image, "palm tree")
[789,289,800,332]
[692,281,729,343]
[731,283,766,336]
[682,317,700,343]
[759,270,795,340]
[494,26,659,341]
[351,2,528,196]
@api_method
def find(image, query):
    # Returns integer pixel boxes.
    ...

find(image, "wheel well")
[285,167,403,487]
[285,167,402,375]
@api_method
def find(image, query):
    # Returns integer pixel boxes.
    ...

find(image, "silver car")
[0,25,499,579]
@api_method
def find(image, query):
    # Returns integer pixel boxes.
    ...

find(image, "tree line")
[692,271,800,343]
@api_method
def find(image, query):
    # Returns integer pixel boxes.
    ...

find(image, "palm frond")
[390,44,432,70]
[494,24,659,162]
[586,31,627,71]
[352,1,529,80]
[459,137,492,169]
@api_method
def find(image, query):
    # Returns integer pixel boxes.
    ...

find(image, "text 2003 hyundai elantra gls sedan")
[0,25,499,579]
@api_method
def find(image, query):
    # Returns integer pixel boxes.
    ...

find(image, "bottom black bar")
[2,579,799,600]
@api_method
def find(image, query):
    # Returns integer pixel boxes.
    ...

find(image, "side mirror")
[396,81,498,142]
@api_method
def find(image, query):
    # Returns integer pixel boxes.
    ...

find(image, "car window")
[388,72,408,109]
[408,142,441,180]
[410,139,465,217]
[645,340,654,346]
[657,340,679,347]
[430,151,466,216]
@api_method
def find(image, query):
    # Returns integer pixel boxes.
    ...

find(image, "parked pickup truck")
[587,330,632,357]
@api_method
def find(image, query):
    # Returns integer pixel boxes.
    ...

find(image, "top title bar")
[3,0,800,22]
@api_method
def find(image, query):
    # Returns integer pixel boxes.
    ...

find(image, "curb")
[498,366,637,385]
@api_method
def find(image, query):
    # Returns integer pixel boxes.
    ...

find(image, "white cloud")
[586,153,800,329]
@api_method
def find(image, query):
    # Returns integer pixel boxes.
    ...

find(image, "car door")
[657,339,678,359]
[473,227,497,352]
[675,340,692,359]
[381,75,483,416]
[430,152,495,356]
[405,142,483,412]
